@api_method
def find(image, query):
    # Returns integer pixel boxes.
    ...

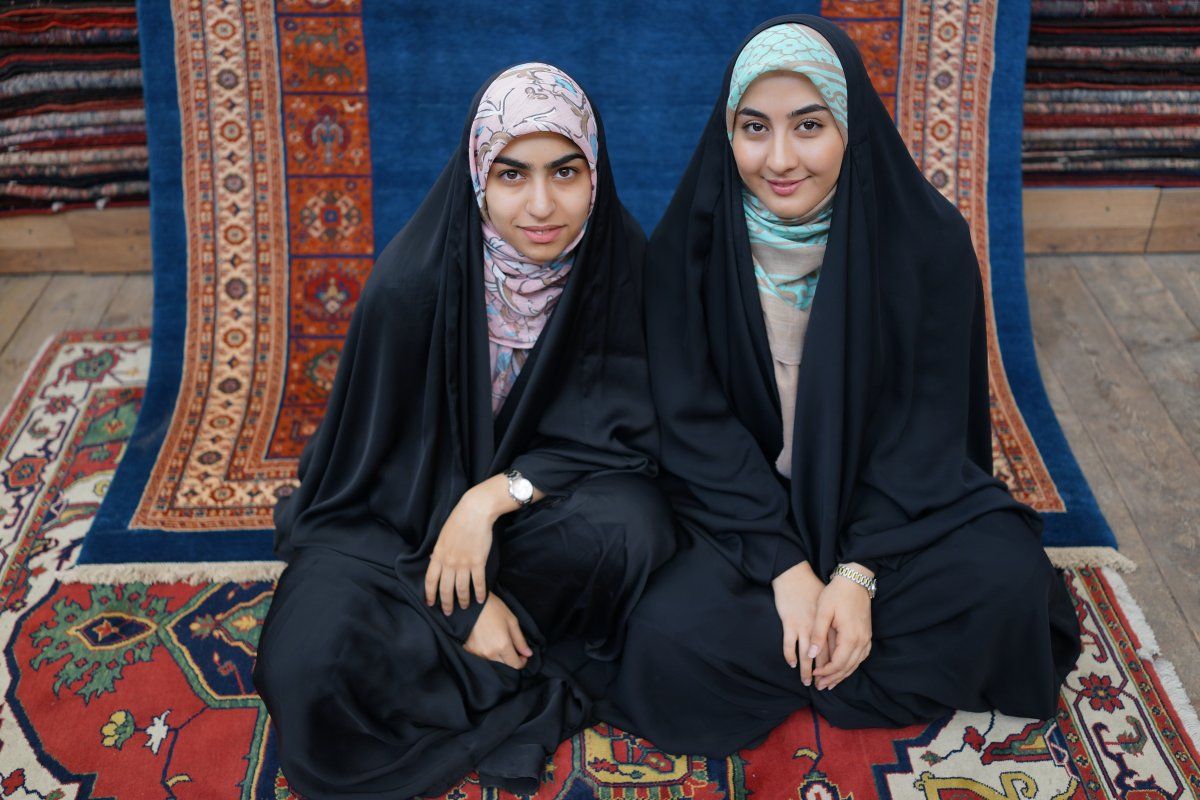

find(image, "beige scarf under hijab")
[727,23,848,476]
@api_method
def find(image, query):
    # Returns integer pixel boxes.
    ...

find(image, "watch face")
[513,477,533,502]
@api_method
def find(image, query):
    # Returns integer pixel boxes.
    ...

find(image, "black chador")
[594,15,1081,756]
[253,64,676,798]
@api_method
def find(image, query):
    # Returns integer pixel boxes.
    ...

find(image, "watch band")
[832,563,877,599]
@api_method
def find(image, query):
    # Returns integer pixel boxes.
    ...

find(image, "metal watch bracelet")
[832,563,877,599]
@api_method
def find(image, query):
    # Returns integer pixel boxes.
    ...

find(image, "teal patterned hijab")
[725,23,848,313]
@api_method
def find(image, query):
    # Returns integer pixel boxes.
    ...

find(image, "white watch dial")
[512,476,533,502]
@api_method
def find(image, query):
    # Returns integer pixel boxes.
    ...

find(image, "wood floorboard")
[1074,254,1200,461]
[99,273,154,330]
[1034,334,1200,697]
[0,275,50,357]
[1148,254,1200,344]
[1026,257,1200,658]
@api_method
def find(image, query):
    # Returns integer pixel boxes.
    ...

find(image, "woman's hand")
[464,593,533,669]
[425,472,546,615]
[771,560,828,687]
[810,562,874,691]
[425,481,501,615]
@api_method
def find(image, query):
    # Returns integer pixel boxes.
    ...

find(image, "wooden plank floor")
[1028,253,1200,700]
[1,255,1198,707]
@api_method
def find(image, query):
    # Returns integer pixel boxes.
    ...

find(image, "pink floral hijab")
[468,63,599,416]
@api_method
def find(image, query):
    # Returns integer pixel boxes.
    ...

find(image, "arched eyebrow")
[494,152,586,170]
[547,152,585,169]
[737,103,830,120]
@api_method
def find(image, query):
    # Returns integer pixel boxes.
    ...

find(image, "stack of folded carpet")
[1022,0,1200,186]
[0,0,149,215]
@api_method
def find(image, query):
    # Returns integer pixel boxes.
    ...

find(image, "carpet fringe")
[1045,546,1136,573]
[1102,569,1200,750]
[1104,565,1161,659]
[1148,648,1200,752]
[62,560,285,584]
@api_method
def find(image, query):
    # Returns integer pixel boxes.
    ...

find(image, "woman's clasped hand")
[772,559,873,690]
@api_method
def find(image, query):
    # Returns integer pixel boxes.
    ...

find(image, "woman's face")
[484,131,592,262]
[731,71,845,219]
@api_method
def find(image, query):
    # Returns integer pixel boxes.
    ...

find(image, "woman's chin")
[753,187,821,220]
[516,243,567,262]
[503,233,572,263]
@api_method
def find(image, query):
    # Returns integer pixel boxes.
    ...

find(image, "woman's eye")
[798,120,823,132]
[499,169,522,181]
[743,121,767,134]
[555,166,578,179]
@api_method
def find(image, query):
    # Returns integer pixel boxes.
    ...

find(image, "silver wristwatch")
[505,469,534,506]
[832,563,877,599]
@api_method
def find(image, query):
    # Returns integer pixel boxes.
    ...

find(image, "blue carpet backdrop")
[75,0,1118,574]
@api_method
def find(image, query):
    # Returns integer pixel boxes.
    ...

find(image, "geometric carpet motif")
[78,0,1116,566]
[3,330,1195,797]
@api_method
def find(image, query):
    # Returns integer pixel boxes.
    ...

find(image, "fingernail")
[802,677,810,686]
[787,660,796,668]
[807,644,819,658]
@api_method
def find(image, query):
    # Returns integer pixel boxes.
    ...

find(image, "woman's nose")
[766,134,799,175]
[526,178,555,218]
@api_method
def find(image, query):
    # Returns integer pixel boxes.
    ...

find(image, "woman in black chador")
[595,16,1081,756]
[252,63,676,798]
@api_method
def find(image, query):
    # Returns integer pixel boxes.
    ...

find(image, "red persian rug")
[0,329,1196,798]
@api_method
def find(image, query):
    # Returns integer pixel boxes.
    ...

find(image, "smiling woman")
[594,15,1080,757]
[485,133,592,258]
[730,74,844,217]
[252,62,676,799]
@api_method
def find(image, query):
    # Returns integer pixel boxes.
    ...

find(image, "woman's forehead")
[491,131,582,162]
[738,71,825,106]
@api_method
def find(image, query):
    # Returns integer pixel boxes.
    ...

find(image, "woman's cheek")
[567,187,592,230]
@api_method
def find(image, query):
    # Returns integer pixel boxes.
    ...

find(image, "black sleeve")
[644,232,808,585]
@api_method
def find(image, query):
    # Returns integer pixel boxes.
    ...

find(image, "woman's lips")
[767,178,806,197]
[520,225,564,244]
